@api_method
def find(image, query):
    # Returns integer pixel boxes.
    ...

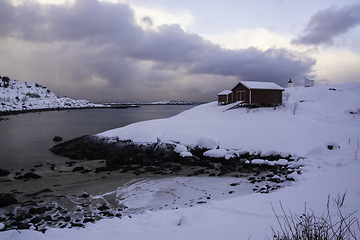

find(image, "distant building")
[287,79,293,88]
[304,77,314,87]
[218,81,284,105]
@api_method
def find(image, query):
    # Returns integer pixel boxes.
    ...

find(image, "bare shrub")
[283,92,291,102]
[290,101,300,115]
[268,192,359,240]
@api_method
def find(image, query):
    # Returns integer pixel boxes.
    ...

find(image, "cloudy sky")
[1,0,359,102]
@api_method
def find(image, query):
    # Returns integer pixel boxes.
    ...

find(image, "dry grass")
[268,192,359,240]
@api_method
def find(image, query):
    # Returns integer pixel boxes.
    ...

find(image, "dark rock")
[327,144,340,150]
[0,194,18,207]
[100,211,114,217]
[14,172,42,180]
[12,221,30,229]
[286,177,295,181]
[79,194,90,198]
[28,206,53,215]
[6,212,15,217]
[44,216,53,222]
[63,216,71,222]
[71,223,84,228]
[24,213,33,219]
[30,217,42,224]
[53,136,63,142]
[97,204,110,211]
[83,218,95,223]
[0,169,10,176]
[190,146,210,159]
[72,166,85,172]
[15,215,25,221]
[217,165,228,176]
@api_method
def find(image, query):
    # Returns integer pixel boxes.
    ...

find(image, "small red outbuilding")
[218,81,284,105]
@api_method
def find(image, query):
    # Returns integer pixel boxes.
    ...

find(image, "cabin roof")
[218,90,232,95]
[238,81,284,90]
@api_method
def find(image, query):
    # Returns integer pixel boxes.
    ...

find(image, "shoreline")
[0,155,297,232]
[0,106,122,117]
[0,103,195,117]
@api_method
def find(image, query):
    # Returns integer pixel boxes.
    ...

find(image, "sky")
[0,0,359,102]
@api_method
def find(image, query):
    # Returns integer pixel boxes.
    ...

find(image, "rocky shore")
[0,135,303,233]
[50,135,302,177]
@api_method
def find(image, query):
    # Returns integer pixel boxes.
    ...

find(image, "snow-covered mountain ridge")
[0,75,105,114]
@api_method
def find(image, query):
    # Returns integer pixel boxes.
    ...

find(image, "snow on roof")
[239,81,284,90]
[217,90,232,95]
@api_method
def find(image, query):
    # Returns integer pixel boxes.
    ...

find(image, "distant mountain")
[0,75,105,114]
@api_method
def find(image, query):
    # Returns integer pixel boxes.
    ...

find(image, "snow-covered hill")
[0,76,105,114]
[98,82,360,155]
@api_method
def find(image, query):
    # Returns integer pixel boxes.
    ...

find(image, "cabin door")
[236,91,245,101]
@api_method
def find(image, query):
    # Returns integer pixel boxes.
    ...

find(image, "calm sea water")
[0,105,197,170]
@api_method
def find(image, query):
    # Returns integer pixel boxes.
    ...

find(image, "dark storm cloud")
[292,3,360,46]
[0,0,142,44]
[189,47,314,86]
[0,0,315,101]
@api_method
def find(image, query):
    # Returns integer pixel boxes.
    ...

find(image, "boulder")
[97,204,110,211]
[326,141,340,150]
[0,194,18,207]
[0,169,10,176]
[72,166,85,172]
[14,172,42,180]
[52,136,63,142]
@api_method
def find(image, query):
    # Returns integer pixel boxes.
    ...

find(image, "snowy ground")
[1,82,359,239]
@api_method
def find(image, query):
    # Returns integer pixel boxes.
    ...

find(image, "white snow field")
[1,82,359,239]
